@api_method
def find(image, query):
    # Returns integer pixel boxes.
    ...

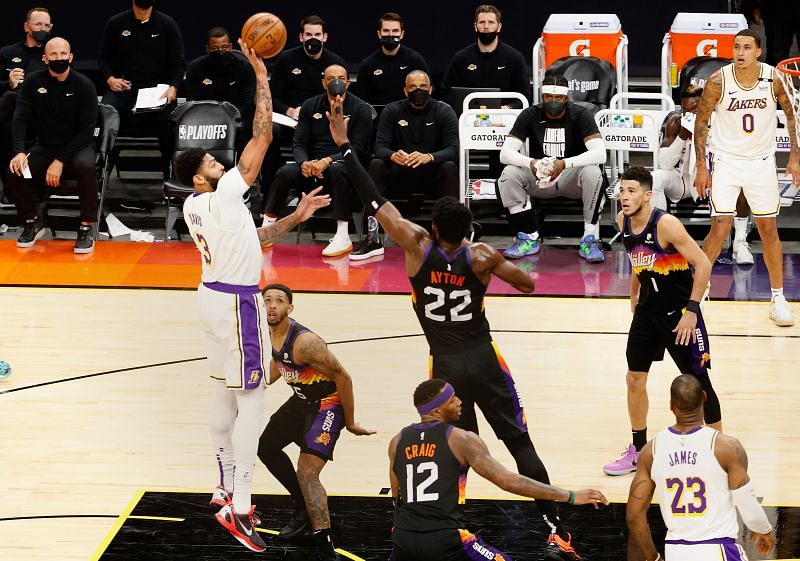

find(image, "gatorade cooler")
[541,14,624,68]
[666,13,748,70]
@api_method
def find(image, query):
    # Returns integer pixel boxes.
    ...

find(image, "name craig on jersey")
[629,251,657,269]
[667,449,698,466]
[725,97,768,111]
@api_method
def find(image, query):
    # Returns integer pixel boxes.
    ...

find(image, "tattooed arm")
[625,442,659,561]
[256,186,330,247]
[694,70,722,199]
[235,39,273,186]
[775,75,800,186]
[294,332,375,436]
[449,428,607,506]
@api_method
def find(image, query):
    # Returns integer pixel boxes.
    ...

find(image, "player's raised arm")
[326,95,428,253]
[236,38,273,186]
[625,442,659,561]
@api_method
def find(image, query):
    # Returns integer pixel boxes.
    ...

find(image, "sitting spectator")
[184,26,256,138]
[355,12,431,106]
[263,64,373,257]
[498,75,607,263]
[99,0,185,177]
[261,15,346,217]
[355,70,458,260]
[7,37,98,254]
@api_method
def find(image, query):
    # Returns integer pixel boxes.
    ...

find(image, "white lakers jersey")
[183,167,262,286]
[651,426,739,542]
[709,63,777,159]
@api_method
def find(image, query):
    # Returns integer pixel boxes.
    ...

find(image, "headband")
[416,383,455,415]
[542,85,569,96]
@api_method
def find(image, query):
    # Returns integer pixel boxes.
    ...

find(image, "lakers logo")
[467,64,477,71]
[373,69,383,76]
[248,370,262,384]
[315,432,331,446]
[291,67,302,75]
[202,78,212,85]
[121,30,131,37]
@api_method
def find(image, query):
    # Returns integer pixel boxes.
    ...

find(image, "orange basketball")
[241,12,287,59]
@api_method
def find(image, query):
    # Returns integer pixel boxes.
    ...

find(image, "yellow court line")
[89,488,145,561]
[128,516,185,522]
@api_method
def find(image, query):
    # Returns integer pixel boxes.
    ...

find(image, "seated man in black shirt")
[99,0,185,177]
[355,12,431,107]
[354,70,458,260]
[263,65,373,257]
[261,15,346,216]
[7,37,98,254]
[498,75,607,263]
[184,27,256,141]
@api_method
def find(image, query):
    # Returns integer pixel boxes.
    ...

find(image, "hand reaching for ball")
[238,38,268,79]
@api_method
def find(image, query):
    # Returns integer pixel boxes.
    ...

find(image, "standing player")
[604,167,721,477]
[694,29,800,326]
[627,374,775,561]
[327,98,585,560]
[257,284,375,559]
[177,40,330,553]
[390,379,608,561]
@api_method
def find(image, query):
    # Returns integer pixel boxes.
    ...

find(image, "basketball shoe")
[215,503,266,552]
[209,486,231,509]
[770,295,795,327]
[544,532,581,560]
[578,234,604,263]
[603,444,639,476]
[504,232,540,258]
[732,240,754,265]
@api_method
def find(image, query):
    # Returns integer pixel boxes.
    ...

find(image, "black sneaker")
[74,225,95,254]
[16,216,44,248]
[349,237,384,261]
[279,509,311,540]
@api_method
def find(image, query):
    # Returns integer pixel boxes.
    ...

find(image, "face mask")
[476,31,498,45]
[48,59,70,74]
[326,79,347,97]
[303,38,323,56]
[31,30,50,44]
[544,100,566,117]
[208,50,232,70]
[380,36,401,50]
[133,0,154,8]
[407,88,430,107]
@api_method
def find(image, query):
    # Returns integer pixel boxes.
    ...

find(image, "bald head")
[670,375,704,413]
[405,70,430,88]
[323,64,347,81]
[45,36,70,55]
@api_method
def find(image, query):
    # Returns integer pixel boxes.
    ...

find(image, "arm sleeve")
[11,79,34,154]
[432,105,459,162]
[166,19,186,88]
[658,137,688,170]
[56,82,99,162]
[500,136,532,168]
[563,137,606,168]
[269,56,290,115]
[292,102,312,163]
[373,106,395,160]
[731,482,772,535]
[98,20,117,80]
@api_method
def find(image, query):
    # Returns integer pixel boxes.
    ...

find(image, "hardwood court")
[1,288,798,560]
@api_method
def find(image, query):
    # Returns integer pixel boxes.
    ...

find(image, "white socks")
[209,383,237,491]
[583,222,598,239]
[334,220,349,241]
[771,287,784,302]
[262,215,277,228]
[734,217,748,241]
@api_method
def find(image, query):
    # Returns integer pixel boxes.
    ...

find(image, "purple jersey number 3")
[196,233,212,265]
[667,477,707,515]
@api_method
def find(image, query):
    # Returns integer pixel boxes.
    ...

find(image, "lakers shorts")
[259,395,344,461]
[709,153,780,217]
[390,528,513,561]
[197,282,268,390]
[430,342,527,440]
[665,538,748,561]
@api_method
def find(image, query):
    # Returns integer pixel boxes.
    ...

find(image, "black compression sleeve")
[338,142,388,211]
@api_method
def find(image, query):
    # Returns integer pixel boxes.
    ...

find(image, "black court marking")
[4,327,798,396]
[91,491,800,561]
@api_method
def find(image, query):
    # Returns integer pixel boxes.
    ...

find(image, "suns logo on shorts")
[315,432,331,446]
[248,370,262,384]
[700,353,711,368]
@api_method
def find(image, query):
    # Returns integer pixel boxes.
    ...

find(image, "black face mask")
[208,50,232,70]
[407,88,430,107]
[48,59,70,75]
[31,30,50,44]
[544,100,566,117]
[476,31,498,45]
[303,38,323,56]
[380,35,401,51]
[133,0,154,8]
[326,79,347,97]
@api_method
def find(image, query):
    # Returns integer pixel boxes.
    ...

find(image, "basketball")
[241,12,287,59]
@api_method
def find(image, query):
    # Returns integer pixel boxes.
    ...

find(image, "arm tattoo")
[775,78,799,157]
[297,334,339,377]
[257,213,300,246]
[694,72,722,164]
[252,74,273,140]
[299,471,331,529]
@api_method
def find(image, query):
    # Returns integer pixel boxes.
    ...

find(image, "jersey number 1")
[405,462,439,503]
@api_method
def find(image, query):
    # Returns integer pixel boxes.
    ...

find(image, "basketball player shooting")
[693,29,800,327]
[177,40,330,553]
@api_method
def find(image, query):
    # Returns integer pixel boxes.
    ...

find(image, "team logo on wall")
[696,39,718,57]
[569,39,591,57]
[373,69,383,76]
[467,64,477,71]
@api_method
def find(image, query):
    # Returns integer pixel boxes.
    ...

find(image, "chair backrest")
[449,87,501,116]
[170,101,242,168]
[95,104,120,157]
[679,56,730,91]
[546,56,616,110]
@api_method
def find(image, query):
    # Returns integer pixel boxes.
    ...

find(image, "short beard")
[207,175,220,190]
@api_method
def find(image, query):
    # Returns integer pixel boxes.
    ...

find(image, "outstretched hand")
[294,186,331,221]
[346,422,377,436]
[573,489,609,509]
[326,95,350,146]
[237,38,268,78]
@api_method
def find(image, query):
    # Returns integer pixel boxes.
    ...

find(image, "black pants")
[265,161,353,221]
[101,87,175,173]
[7,144,97,222]
[368,158,459,213]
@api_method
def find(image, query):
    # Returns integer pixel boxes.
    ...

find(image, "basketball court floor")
[1,240,799,560]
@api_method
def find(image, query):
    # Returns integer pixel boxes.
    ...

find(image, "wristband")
[427,153,435,162]
[685,300,701,314]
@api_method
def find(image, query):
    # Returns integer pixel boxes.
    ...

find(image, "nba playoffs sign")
[179,124,229,140]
